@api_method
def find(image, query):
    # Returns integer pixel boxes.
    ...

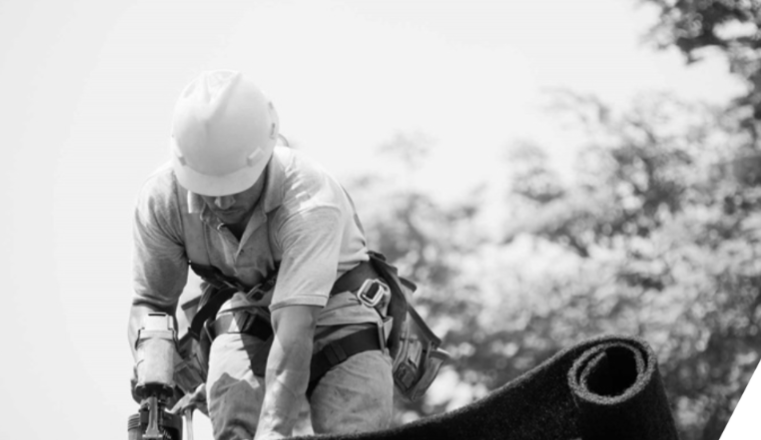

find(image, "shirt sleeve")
[269,206,345,311]
[132,176,189,312]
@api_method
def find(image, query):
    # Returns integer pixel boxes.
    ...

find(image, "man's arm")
[257,205,347,439]
[256,305,321,440]
[129,172,188,359]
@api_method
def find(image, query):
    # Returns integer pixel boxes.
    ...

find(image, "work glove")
[169,383,208,417]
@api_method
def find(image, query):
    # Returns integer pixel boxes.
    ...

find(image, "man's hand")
[169,383,208,416]
[255,305,321,440]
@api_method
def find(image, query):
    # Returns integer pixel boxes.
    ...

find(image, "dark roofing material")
[294,334,679,440]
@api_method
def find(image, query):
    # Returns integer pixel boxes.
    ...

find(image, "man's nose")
[214,196,235,210]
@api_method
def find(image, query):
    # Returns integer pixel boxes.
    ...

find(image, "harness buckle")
[357,278,389,309]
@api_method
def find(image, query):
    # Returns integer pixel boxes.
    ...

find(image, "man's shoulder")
[273,147,346,212]
[274,146,327,178]
[136,161,183,214]
[275,147,341,192]
[140,161,178,192]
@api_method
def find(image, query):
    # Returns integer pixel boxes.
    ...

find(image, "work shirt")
[132,146,379,328]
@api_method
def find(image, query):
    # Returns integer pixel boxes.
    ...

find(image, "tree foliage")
[507,93,761,440]
[350,89,760,439]
[639,0,761,138]
[344,4,761,437]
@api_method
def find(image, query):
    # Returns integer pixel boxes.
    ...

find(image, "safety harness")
[173,183,448,401]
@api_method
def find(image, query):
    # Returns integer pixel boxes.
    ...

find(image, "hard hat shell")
[170,70,279,196]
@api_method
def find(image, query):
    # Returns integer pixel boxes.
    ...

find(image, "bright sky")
[0,0,746,439]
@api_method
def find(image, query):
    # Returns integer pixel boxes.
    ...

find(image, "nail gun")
[127,313,184,440]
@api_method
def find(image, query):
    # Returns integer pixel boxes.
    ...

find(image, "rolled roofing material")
[294,334,679,440]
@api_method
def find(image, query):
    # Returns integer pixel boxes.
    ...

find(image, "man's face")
[200,171,266,225]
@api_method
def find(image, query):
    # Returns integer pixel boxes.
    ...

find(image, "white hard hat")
[170,70,279,196]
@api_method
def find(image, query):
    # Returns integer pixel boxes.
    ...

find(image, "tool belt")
[174,251,449,401]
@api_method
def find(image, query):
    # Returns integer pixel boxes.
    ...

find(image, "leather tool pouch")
[367,251,450,401]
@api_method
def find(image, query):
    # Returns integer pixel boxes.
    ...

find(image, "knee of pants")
[206,332,271,382]
[310,349,395,435]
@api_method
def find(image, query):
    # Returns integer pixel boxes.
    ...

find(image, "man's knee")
[206,371,262,434]
[310,350,394,434]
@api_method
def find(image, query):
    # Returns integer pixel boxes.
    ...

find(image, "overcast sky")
[0,0,746,439]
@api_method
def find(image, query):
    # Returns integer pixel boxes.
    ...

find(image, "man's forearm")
[256,305,320,440]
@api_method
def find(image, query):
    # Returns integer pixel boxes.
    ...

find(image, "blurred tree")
[502,92,761,440]
[638,0,761,142]
[350,89,761,439]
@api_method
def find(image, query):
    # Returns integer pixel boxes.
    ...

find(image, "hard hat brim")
[171,149,269,197]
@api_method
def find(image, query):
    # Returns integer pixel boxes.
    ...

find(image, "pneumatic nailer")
[128,313,184,440]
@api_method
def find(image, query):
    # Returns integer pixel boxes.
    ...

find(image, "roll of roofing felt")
[293,335,679,440]
[568,340,678,440]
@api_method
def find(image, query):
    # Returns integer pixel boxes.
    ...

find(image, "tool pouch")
[392,305,450,401]
[367,251,450,401]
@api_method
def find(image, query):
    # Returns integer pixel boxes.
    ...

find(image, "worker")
[128,70,394,440]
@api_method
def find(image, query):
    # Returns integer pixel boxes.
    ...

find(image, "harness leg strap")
[306,327,383,398]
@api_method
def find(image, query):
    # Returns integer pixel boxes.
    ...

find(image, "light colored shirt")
[132,146,379,328]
